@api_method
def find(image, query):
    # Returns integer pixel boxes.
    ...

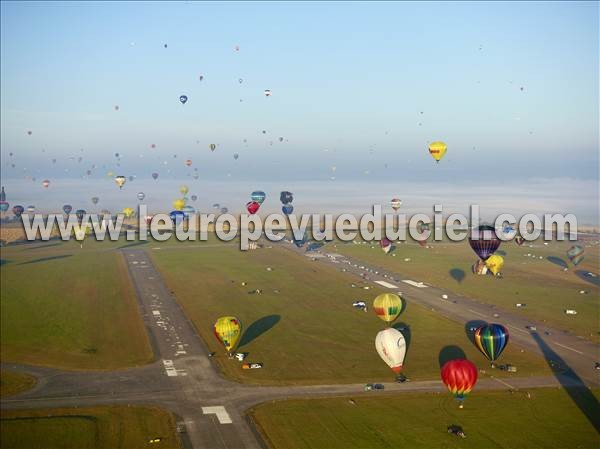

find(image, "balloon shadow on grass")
[547,256,568,269]
[438,345,467,369]
[530,331,600,433]
[449,268,466,284]
[575,270,600,287]
[119,240,149,249]
[464,319,488,345]
[392,322,411,352]
[496,250,507,256]
[238,315,281,348]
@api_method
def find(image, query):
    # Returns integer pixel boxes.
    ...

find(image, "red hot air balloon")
[441,359,478,408]
[246,201,260,215]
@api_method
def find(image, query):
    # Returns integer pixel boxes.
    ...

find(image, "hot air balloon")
[469,225,501,261]
[74,226,88,248]
[472,259,488,275]
[390,198,402,211]
[75,209,86,221]
[0,201,9,212]
[233,153,239,160]
[282,204,294,215]
[27,130,32,135]
[213,316,242,353]
[12,205,24,217]
[114,175,126,189]
[380,238,393,254]
[182,205,195,218]
[375,328,407,374]
[179,95,188,104]
[145,215,153,226]
[123,207,134,218]
[213,203,220,210]
[185,159,192,167]
[567,245,584,266]
[152,172,159,180]
[484,254,504,277]
[515,236,525,246]
[474,324,509,363]
[0,187,5,202]
[440,359,478,408]
[246,201,260,215]
[91,197,99,205]
[63,204,72,215]
[199,75,204,81]
[26,205,35,213]
[173,199,186,211]
[373,293,403,324]
[280,191,293,204]
[169,210,185,225]
[250,191,266,204]
[238,78,243,84]
[428,141,447,163]
[220,207,228,214]
[264,89,272,97]
[137,192,146,201]
[179,185,189,196]
[41,179,50,188]
[209,143,217,152]
[191,195,198,201]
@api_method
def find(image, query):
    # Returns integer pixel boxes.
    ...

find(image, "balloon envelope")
[250,191,266,204]
[428,141,447,162]
[114,176,126,189]
[173,199,186,211]
[567,245,584,266]
[373,293,403,323]
[282,204,294,215]
[137,192,145,201]
[441,359,478,402]
[213,316,242,352]
[375,328,406,373]
[469,225,501,260]
[152,173,159,180]
[12,205,24,217]
[179,95,188,104]
[280,191,294,204]
[485,254,504,276]
[0,201,9,212]
[474,324,509,362]
[246,201,260,215]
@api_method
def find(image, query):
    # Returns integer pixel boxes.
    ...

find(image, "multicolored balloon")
[12,205,24,217]
[474,324,509,362]
[185,159,192,167]
[375,328,407,374]
[515,236,525,246]
[390,198,402,211]
[250,191,266,204]
[373,293,403,324]
[440,359,478,407]
[209,143,217,152]
[380,238,393,254]
[567,245,584,266]
[469,225,501,260]
[213,316,242,353]
[42,179,50,188]
[169,210,185,225]
[114,175,126,189]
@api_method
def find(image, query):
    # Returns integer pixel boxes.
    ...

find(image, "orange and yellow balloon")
[373,293,403,324]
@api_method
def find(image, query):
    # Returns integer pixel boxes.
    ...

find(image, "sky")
[1,2,598,222]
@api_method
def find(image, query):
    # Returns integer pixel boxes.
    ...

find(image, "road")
[2,245,599,449]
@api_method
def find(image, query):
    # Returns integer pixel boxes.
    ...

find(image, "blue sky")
[0,1,598,218]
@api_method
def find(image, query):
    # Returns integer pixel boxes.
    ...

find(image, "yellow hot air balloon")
[173,198,186,211]
[123,207,134,218]
[213,316,242,353]
[179,185,189,196]
[373,293,404,324]
[428,141,447,163]
[114,175,127,189]
[485,254,504,276]
[74,225,90,248]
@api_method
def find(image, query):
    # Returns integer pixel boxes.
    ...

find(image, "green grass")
[0,240,153,369]
[250,388,600,449]
[150,244,550,385]
[0,371,37,397]
[333,238,600,342]
[0,405,181,449]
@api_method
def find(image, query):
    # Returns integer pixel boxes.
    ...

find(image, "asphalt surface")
[2,244,599,449]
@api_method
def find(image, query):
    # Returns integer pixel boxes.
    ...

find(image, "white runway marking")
[491,376,515,389]
[554,342,584,355]
[507,324,528,335]
[202,406,232,424]
[374,280,398,289]
[467,309,487,318]
[402,280,427,288]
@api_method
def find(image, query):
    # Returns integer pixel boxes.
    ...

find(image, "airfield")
[1,232,599,449]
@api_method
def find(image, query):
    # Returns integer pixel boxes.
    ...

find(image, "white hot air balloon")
[375,328,406,374]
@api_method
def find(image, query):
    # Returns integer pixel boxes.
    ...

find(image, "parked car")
[526,325,537,331]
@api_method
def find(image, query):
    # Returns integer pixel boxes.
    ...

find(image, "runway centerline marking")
[554,342,584,355]
[202,406,232,424]
[467,309,487,318]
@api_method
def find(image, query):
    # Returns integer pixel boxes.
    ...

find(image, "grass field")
[0,239,153,369]
[151,244,551,385]
[0,370,37,397]
[250,388,600,449]
[333,238,600,342]
[0,405,181,449]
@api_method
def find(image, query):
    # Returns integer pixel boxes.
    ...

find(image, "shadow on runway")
[119,240,149,249]
[575,270,600,287]
[546,256,568,269]
[18,254,72,265]
[449,268,466,284]
[438,345,467,369]
[530,331,600,433]
[239,315,281,348]
[464,319,487,345]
